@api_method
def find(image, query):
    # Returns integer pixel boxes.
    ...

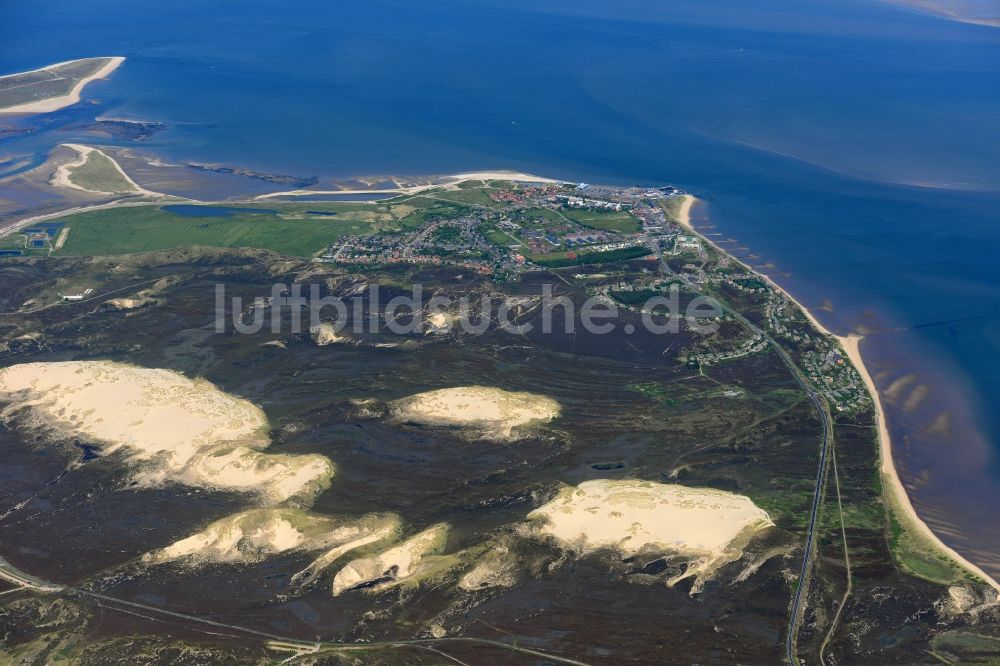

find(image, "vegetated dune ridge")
[390,386,560,439]
[528,479,774,592]
[144,508,400,566]
[458,543,518,590]
[0,360,333,504]
[0,57,125,115]
[51,144,162,197]
[331,523,450,595]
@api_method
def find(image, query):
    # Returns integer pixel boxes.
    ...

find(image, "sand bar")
[0,57,125,115]
[254,170,563,201]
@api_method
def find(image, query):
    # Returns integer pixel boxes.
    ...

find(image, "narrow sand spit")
[0,361,333,504]
[390,386,559,439]
[144,508,399,566]
[332,524,449,595]
[528,479,773,592]
[0,57,124,115]
[254,171,562,201]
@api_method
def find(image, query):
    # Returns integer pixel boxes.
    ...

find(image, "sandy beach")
[840,334,1000,591]
[254,170,564,201]
[0,57,125,115]
[681,194,1000,591]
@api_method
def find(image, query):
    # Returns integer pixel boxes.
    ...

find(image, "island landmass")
[0,57,125,115]
[0,159,998,663]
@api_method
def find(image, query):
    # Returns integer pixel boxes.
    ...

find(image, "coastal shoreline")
[51,143,164,198]
[679,194,1000,591]
[253,170,562,200]
[2,167,997,590]
[0,167,558,237]
[0,57,125,115]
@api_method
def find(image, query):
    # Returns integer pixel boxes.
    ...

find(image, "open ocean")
[2,0,1000,575]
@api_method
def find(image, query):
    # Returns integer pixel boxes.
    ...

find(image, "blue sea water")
[2,0,1000,573]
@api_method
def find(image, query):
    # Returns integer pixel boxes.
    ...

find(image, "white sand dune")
[425,311,453,334]
[104,296,155,310]
[291,516,401,588]
[144,508,399,566]
[332,524,449,595]
[177,446,334,505]
[528,479,773,592]
[390,386,559,439]
[310,323,347,346]
[0,361,333,504]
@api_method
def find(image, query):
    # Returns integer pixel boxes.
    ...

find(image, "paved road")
[0,557,64,593]
[718,304,833,665]
[0,557,592,665]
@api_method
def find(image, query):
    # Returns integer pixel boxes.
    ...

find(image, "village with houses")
[318,180,870,414]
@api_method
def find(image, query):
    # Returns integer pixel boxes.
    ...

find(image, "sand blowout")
[459,544,518,591]
[310,323,348,346]
[332,524,450,595]
[390,386,559,439]
[0,361,333,504]
[528,479,773,592]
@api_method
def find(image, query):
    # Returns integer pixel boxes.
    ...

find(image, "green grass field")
[51,205,377,257]
[516,207,565,225]
[67,151,138,194]
[397,200,472,229]
[8,192,484,258]
[531,245,652,267]
[560,207,641,233]
[421,187,500,206]
[0,184,559,259]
